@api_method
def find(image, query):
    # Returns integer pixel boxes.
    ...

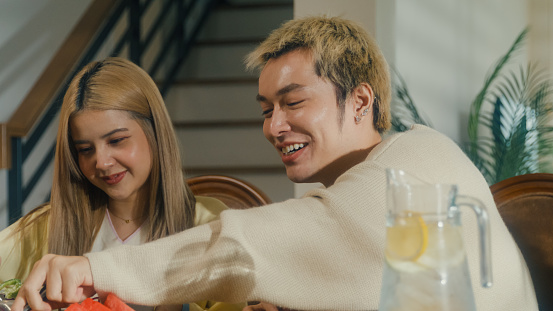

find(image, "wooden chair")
[186,174,271,210]
[490,173,553,310]
[186,175,270,308]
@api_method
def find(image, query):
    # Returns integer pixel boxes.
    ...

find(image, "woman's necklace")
[108,209,143,224]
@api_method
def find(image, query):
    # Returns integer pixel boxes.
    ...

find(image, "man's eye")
[288,100,305,106]
[261,109,273,117]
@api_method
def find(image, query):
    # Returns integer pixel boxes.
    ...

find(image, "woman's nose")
[95,149,114,170]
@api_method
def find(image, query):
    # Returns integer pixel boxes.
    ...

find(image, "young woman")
[0,57,244,311]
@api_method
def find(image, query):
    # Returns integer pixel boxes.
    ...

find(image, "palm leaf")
[466,28,553,184]
[390,27,553,184]
[467,28,528,159]
[390,69,432,132]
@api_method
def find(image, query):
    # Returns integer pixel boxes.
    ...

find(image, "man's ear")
[352,82,375,114]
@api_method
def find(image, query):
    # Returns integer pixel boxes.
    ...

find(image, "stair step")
[178,44,258,80]
[170,77,258,85]
[198,2,292,41]
[184,165,284,175]
[176,127,280,167]
[196,37,265,46]
[173,119,262,128]
[217,1,293,10]
[165,82,261,122]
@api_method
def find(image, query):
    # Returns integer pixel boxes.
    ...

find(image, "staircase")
[2,0,294,227]
[165,0,294,202]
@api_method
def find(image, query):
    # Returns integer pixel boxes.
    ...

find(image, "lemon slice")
[418,223,465,269]
[385,211,428,262]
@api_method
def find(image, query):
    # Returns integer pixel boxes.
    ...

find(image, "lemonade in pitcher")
[379,211,476,311]
[379,168,492,311]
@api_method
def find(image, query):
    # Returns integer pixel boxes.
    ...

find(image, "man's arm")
[13,167,387,311]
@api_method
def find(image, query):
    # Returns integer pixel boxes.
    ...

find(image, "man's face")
[257,49,360,186]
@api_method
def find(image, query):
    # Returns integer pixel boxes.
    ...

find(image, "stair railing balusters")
[7,0,218,224]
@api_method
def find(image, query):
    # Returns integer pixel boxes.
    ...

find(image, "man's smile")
[281,143,306,155]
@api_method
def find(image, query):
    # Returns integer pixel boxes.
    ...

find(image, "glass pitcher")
[379,168,492,311]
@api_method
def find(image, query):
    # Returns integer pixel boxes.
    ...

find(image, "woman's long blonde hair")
[14,57,194,259]
[10,58,195,278]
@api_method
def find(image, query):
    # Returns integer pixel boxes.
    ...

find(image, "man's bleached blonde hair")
[246,16,391,133]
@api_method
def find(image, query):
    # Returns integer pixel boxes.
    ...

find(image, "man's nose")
[268,108,291,137]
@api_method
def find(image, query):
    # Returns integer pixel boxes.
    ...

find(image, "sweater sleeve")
[0,221,22,282]
[85,125,539,311]
[85,164,387,311]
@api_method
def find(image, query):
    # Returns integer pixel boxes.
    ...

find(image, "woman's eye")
[109,137,127,145]
[261,109,273,117]
[77,146,92,154]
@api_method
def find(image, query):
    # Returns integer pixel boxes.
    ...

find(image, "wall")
[0,0,91,229]
[528,0,553,78]
[395,0,526,143]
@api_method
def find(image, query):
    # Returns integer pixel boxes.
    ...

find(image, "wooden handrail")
[0,0,116,169]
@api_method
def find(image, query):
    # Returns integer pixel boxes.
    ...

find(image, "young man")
[13,16,537,311]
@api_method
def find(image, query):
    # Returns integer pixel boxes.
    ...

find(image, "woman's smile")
[70,109,152,203]
[102,171,127,185]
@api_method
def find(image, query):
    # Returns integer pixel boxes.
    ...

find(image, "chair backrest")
[490,173,553,310]
[186,175,271,210]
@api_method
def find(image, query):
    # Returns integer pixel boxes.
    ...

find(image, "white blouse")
[87,196,233,311]
[91,196,226,252]
[90,210,148,252]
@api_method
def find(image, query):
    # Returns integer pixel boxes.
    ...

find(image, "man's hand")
[11,254,95,311]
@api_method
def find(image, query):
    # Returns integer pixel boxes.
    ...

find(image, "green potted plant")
[391,28,553,185]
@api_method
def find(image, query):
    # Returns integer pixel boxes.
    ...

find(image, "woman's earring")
[362,108,369,116]
[355,115,362,123]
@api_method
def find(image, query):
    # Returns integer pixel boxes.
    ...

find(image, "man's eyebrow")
[256,94,267,102]
[73,128,129,144]
[256,83,305,102]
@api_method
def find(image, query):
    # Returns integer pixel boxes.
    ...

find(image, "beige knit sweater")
[86,125,538,310]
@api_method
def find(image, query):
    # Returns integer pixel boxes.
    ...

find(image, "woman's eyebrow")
[73,128,129,144]
[101,128,129,139]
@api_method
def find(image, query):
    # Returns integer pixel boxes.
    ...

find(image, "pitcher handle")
[456,195,493,288]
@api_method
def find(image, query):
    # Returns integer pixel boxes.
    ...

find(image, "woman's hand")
[11,254,95,311]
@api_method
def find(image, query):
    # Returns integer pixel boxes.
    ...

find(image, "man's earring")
[355,107,369,124]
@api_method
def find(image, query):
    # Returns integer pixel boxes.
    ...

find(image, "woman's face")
[70,109,153,205]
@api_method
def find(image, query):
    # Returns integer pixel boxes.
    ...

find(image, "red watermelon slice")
[81,298,111,311]
[65,303,86,311]
[104,293,135,311]
[66,294,134,311]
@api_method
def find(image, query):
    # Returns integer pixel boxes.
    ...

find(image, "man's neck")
[319,139,382,187]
